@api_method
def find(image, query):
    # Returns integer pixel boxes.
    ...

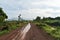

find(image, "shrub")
[0,30,9,36]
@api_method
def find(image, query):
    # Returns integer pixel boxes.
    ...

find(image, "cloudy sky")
[0,0,60,20]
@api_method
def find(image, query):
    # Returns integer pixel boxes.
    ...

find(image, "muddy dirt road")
[24,23,54,40]
[0,23,54,40]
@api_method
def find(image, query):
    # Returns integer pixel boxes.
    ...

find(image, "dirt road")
[24,23,54,40]
[0,23,54,40]
[15,23,31,40]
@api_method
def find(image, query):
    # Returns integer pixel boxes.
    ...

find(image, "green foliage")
[0,16,5,23]
[0,8,8,23]
[55,17,60,20]
[35,20,60,40]
[5,21,18,30]
[34,16,41,22]
[42,24,56,33]
[0,21,20,36]
[0,30,9,36]
[0,8,28,36]
[10,25,17,30]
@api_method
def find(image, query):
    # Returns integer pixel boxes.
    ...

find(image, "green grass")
[10,25,17,30]
[50,27,60,40]
[0,30,9,36]
[35,22,60,40]
[0,21,28,36]
[41,24,60,39]
[42,24,56,33]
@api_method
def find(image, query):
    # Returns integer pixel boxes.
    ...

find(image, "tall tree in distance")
[18,14,21,21]
[34,16,41,22]
[0,8,8,23]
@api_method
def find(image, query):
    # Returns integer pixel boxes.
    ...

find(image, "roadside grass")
[35,21,60,40]
[0,21,28,36]
[52,27,60,40]
[42,24,56,33]
[0,30,9,36]
[0,25,18,36]
[44,20,60,40]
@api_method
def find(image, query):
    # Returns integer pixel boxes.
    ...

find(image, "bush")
[0,30,9,36]
[36,23,46,29]
[11,25,17,30]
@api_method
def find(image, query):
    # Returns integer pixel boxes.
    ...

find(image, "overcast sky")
[0,0,60,20]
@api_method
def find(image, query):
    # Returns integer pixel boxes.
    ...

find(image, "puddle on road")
[20,23,31,40]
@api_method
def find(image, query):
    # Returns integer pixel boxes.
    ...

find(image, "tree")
[55,17,60,20]
[34,16,41,21]
[43,17,46,20]
[42,17,54,21]
[0,8,8,23]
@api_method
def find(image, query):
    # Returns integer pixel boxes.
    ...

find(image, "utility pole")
[17,8,22,24]
[18,14,21,21]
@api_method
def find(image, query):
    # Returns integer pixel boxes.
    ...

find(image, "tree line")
[34,16,60,21]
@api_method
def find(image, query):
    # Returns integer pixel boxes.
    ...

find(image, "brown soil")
[0,27,21,40]
[24,23,54,40]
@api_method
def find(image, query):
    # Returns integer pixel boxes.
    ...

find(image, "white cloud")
[0,0,60,20]
[31,0,60,7]
[20,8,54,19]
